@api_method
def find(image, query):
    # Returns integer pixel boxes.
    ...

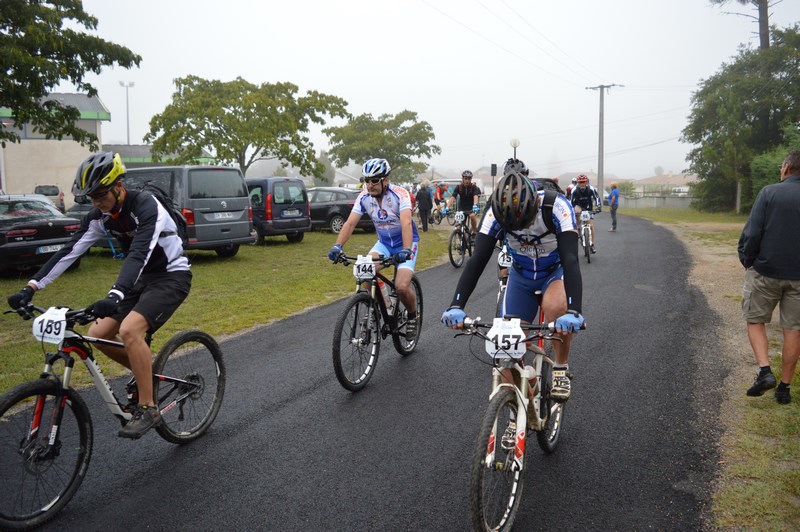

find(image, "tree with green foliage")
[681,25,800,212]
[617,181,636,197]
[750,124,800,194]
[0,0,141,149]
[145,76,349,176]
[323,110,441,183]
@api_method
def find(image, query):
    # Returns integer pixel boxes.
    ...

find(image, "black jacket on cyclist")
[27,190,190,299]
[448,197,583,315]
[570,185,600,212]
[451,183,481,211]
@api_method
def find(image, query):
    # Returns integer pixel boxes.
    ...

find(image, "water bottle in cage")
[379,280,394,315]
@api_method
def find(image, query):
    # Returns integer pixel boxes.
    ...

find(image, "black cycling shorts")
[112,271,192,333]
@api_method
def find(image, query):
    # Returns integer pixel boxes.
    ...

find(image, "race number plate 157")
[485,317,526,359]
[33,307,68,344]
[353,255,376,280]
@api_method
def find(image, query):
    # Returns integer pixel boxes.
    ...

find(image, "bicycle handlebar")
[4,303,96,326]
[334,253,398,268]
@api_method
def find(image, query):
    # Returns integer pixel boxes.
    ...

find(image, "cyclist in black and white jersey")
[569,174,601,253]
[6,152,191,439]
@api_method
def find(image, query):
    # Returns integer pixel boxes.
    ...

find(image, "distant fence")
[619,196,693,209]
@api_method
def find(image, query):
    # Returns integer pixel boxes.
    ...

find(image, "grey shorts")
[113,271,192,333]
[741,268,800,329]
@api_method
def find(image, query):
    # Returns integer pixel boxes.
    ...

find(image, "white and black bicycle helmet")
[503,158,529,177]
[491,172,538,232]
[461,170,473,179]
[361,158,391,179]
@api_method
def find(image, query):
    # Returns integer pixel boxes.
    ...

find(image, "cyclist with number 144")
[328,158,421,340]
[6,152,192,439]
[442,168,585,401]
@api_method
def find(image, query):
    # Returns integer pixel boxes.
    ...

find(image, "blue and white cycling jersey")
[479,190,576,280]
[354,184,420,248]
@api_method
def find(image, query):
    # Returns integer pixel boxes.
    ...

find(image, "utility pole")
[586,84,622,195]
[119,81,135,145]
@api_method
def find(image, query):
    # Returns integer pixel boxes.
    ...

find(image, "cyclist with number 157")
[6,152,192,439]
[328,158,421,340]
[442,170,584,401]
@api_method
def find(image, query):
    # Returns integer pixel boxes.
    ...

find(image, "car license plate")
[284,209,299,217]
[213,212,234,220]
[36,244,64,254]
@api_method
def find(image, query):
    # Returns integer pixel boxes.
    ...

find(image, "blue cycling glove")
[441,307,466,327]
[328,244,343,262]
[555,311,584,333]
[472,205,480,214]
[393,248,412,264]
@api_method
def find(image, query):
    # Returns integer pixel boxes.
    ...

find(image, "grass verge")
[627,208,800,529]
[0,227,452,392]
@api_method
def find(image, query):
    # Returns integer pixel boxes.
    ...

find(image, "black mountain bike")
[0,304,225,530]
[449,210,474,268]
[331,253,423,391]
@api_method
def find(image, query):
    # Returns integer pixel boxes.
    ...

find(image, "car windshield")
[34,185,60,196]
[0,200,63,221]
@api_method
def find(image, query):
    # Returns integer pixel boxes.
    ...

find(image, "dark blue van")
[245,177,311,243]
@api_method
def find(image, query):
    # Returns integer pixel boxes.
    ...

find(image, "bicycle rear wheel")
[0,380,93,530]
[449,230,465,268]
[470,388,526,532]
[536,362,565,453]
[332,292,381,392]
[392,275,423,356]
[153,330,226,444]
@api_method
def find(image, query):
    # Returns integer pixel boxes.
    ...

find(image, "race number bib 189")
[353,255,376,280]
[485,317,526,359]
[33,307,68,344]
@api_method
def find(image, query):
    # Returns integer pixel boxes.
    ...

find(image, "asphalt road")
[41,213,727,531]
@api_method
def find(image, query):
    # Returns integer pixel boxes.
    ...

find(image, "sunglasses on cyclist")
[364,177,384,185]
[88,188,112,200]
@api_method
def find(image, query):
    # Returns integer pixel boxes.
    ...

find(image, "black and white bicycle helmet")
[72,152,126,197]
[361,158,391,179]
[461,170,473,179]
[491,172,538,232]
[502,158,529,177]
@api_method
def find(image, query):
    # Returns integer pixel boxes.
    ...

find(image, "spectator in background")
[417,179,433,232]
[607,182,619,231]
[737,150,800,405]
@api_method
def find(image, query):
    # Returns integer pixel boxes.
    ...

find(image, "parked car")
[33,184,66,212]
[123,166,256,257]
[0,195,81,273]
[308,187,373,234]
[245,177,311,243]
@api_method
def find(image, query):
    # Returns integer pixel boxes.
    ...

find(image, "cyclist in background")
[6,152,192,439]
[447,170,481,235]
[570,174,601,254]
[328,158,421,340]
[566,176,577,198]
[441,171,584,401]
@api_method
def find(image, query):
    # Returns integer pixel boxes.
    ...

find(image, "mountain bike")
[448,210,474,268]
[331,253,423,392]
[431,203,445,225]
[578,209,593,263]
[452,310,568,531]
[0,304,226,530]
[495,243,511,318]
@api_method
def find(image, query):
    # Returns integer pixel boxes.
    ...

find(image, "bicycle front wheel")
[0,380,93,530]
[449,230,465,268]
[470,388,527,532]
[332,292,381,392]
[536,362,565,453]
[446,211,456,225]
[392,275,423,356]
[582,227,591,263]
[153,330,226,444]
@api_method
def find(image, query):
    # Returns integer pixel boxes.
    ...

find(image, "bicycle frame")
[348,255,401,334]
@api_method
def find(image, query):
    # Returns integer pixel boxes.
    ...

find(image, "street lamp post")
[119,81,135,145]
